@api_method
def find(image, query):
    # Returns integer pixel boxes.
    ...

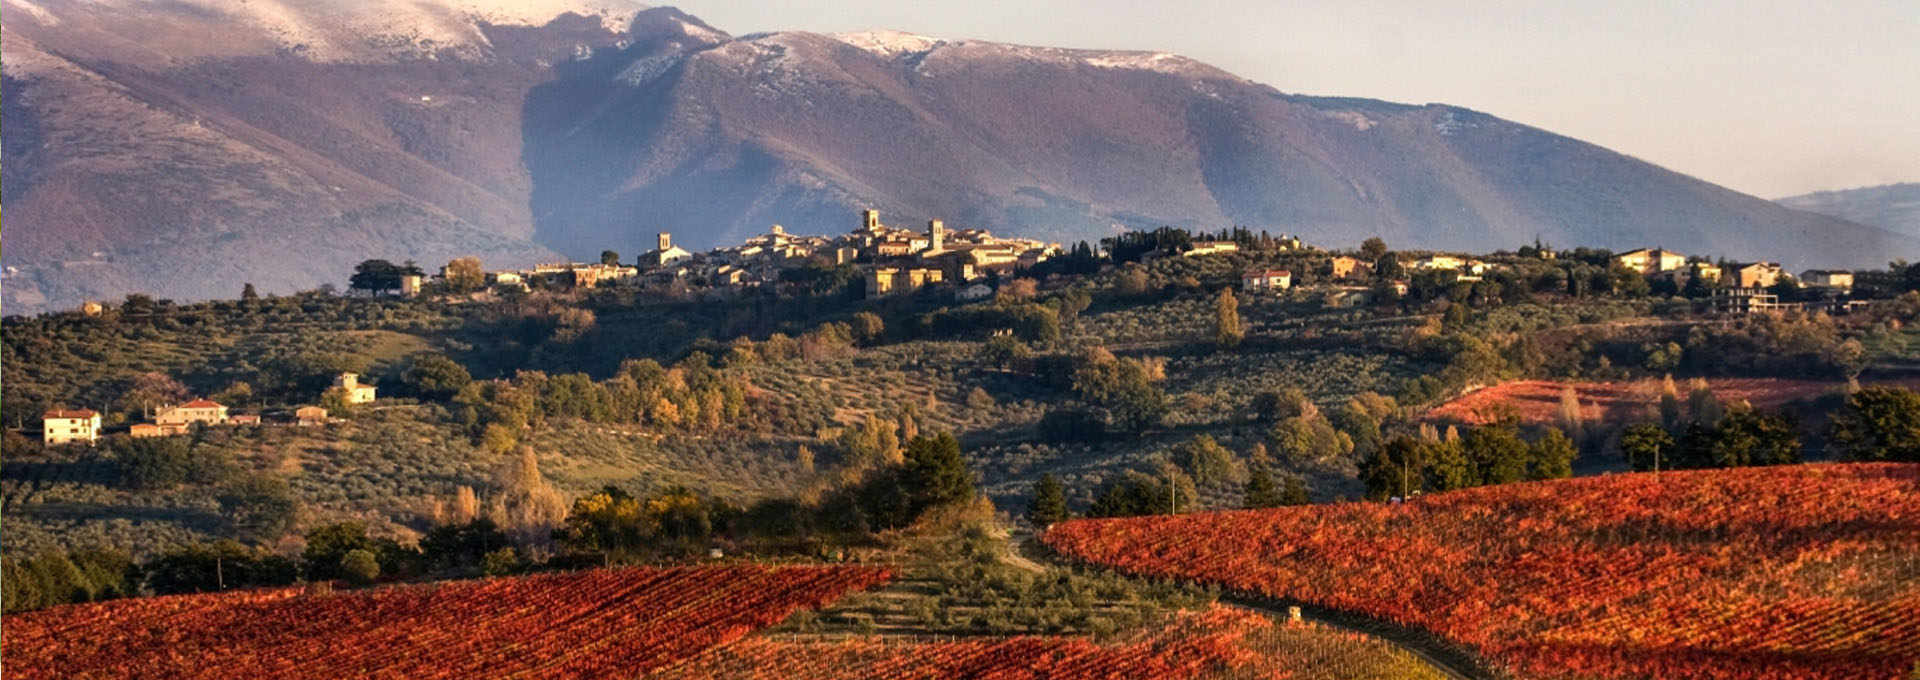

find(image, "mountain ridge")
[3,1,1912,313]
[1777,183,1920,241]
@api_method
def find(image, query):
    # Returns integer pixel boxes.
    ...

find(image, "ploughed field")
[1,564,891,680]
[655,606,1446,680]
[1044,464,1920,680]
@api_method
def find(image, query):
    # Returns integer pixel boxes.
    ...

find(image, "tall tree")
[1829,387,1920,462]
[1279,475,1310,506]
[443,257,485,293]
[1699,410,1801,468]
[348,259,418,295]
[1620,423,1673,473]
[600,250,621,266]
[1361,436,1428,500]
[1214,287,1243,349]
[1244,468,1284,509]
[1462,425,1530,485]
[901,432,975,513]
[1360,237,1388,261]
[1529,428,1579,480]
[1025,474,1068,527]
[240,283,259,300]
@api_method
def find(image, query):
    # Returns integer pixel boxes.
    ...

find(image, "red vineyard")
[1,564,892,680]
[652,606,1358,680]
[1045,463,1920,680]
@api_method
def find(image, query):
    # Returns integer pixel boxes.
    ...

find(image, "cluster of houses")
[406,210,1067,301]
[1609,248,1864,314]
[1607,247,1859,292]
[1239,255,1398,304]
[38,373,373,446]
[1222,245,1872,315]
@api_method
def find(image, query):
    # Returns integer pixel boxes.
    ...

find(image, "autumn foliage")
[1046,463,1920,680]
[2,564,890,680]
[655,606,1405,680]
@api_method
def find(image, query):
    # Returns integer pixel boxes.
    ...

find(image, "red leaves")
[1046,463,1920,680]
[1,564,891,680]
[657,606,1276,680]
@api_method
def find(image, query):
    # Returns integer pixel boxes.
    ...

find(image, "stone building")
[335,373,377,404]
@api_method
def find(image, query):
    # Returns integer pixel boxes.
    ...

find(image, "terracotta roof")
[43,409,99,419]
[1245,269,1291,277]
[180,399,224,409]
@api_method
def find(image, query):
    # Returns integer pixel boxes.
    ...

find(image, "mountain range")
[1777,183,1920,244]
[4,0,1914,313]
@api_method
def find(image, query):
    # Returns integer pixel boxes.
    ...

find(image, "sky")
[668,0,1918,199]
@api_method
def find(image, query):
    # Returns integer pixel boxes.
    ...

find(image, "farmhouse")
[296,406,330,426]
[1329,256,1364,279]
[155,399,229,426]
[1614,248,1688,273]
[1241,269,1292,292]
[1800,270,1854,289]
[400,274,425,298]
[1182,241,1240,258]
[335,373,377,404]
[42,409,101,445]
[130,422,189,439]
[957,283,994,301]
[1734,262,1784,289]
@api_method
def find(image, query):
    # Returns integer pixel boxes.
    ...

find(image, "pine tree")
[1244,468,1284,508]
[902,432,975,512]
[241,283,259,300]
[1280,475,1310,505]
[1025,474,1068,527]
[1529,428,1579,480]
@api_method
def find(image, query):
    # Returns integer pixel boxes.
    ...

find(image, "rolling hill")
[4,1,1913,314]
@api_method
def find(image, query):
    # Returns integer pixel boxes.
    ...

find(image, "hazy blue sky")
[670,0,1917,198]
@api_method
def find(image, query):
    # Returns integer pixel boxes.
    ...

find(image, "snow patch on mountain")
[617,52,681,85]
[1083,51,1189,73]
[11,0,645,63]
[832,30,940,57]
[3,0,61,26]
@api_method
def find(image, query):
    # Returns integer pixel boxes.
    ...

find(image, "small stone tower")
[928,219,945,252]
[862,209,881,231]
[657,232,672,251]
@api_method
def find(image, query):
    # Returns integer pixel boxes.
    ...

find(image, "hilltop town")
[25,208,1905,453]
[365,210,1068,301]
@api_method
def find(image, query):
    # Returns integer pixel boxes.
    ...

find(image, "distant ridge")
[4,1,1914,313]
[1778,183,1920,240]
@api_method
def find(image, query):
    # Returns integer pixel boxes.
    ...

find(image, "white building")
[1242,269,1292,292]
[42,409,101,445]
[641,232,693,268]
